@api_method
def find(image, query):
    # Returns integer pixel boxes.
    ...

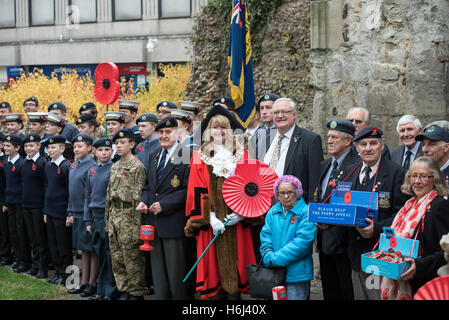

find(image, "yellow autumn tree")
[0,63,191,126]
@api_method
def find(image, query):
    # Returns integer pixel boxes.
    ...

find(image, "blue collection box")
[307,182,378,227]
[361,227,419,280]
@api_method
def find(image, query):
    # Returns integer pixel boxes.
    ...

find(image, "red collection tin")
[272,286,287,300]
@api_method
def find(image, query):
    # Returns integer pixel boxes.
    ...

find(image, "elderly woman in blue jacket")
[260,175,316,300]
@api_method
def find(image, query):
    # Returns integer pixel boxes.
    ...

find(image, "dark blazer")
[391,142,423,167]
[411,196,449,294]
[282,125,324,204]
[315,148,360,255]
[342,156,410,271]
[141,144,191,239]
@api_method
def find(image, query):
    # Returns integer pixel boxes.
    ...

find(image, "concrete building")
[0,0,208,88]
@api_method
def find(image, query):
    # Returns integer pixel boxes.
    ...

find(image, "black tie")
[157,149,168,182]
[329,160,339,181]
[362,166,371,186]
[403,150,412,170]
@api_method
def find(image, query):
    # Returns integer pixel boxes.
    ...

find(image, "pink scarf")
[380,189,437,300]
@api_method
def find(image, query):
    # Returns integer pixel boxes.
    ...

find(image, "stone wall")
[310,0,449,151]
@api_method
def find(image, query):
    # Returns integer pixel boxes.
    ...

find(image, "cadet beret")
[23,96,39,106]
[257,93,279,107]
[48,102,67,112]
[45,135,66,146]
[23,133,42,145]
[79,102,97,114]
[155,116,178,132]
[326,120,356,136]
[4,134,23,146]
[136,113,158,124]
[104,111,126,123]
[93,137,113,149]
[72,133,93,145]
[416,124,449,143]
[46,112,66,128]
[213,96,235,109]
[156,101,178,111]
[112,128,135,142]
[171,109,193,124]
[180,101,201,115]
[118,100,140,113]
[76,113,96,125]
[27,112,48,123]
[353,126,383,142]
[5,113,24,123]
[0,102,11,110]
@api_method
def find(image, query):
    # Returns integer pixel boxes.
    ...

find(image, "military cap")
[27,112,48,123]
[353,126,383,142]
[155,116,178,132]
[44,135,66,146]
[112,127,135,142]
[5,113,24,123]
[136,113,158,124]
[171,109,194,124]
[180,101,201,115]
[93,137,113,149]
[23,133,42,145]
[257,92,279,107]
[76,113,96,125]
[156,101,178,111]
[118,100,140,113]
[104,111,126,123]
[4,134,23,146]
[72,133,93,145]
[48,102,67,112]
[416,124,449,143]
[79,102,97,114]
[0,102,11,110]
[46,112,66,128]
[213,96,235,109]
[23,96,39,106]
[326,120,356,136]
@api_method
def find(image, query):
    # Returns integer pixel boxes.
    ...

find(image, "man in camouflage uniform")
[105,128,147,300]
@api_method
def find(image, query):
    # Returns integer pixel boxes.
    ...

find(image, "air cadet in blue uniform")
[135,113,159,168]
[21,133,51,279]
[84,137,119,300]
[48,102,79,143]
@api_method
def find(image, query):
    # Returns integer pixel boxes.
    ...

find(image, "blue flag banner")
[228,0,256,128]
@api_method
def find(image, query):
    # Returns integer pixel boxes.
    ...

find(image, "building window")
[160,0,191,18]
[0,0,15,28]
[113,0,142,21]
[30,0,55,26]
[69,0,97,23]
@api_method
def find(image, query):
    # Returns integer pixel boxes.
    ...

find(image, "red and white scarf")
[380,189,438,300]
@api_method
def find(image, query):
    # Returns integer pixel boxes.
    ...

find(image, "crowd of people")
[0,93,448,301]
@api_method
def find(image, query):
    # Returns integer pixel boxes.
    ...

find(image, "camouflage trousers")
[108,205,146,296]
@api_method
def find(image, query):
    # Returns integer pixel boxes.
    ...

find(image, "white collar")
[275,125,295,140]
[51,155,65,166]
[405,141,421,154]
[8,153,20,164]
[26,152,40,162]
[361,157,381,176]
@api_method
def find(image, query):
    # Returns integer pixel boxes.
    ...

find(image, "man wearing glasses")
[156,101,178,122]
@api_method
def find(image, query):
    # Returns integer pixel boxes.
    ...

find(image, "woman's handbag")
[245,252,286,299]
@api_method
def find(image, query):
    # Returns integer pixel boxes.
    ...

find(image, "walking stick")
[182,218,230,283]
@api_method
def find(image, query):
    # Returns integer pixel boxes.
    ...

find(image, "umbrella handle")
[182,218,230,283]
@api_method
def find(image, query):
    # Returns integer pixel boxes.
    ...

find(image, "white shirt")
[157,142,179,168]
[26,152,40,162]
[402,141,421,166]
[51,155,65,166]
[263,125,295,177]
[359,158,381,185]
[7,153,20,164]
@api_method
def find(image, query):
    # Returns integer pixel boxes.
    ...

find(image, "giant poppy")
[222,158,278,218]
[414,275,449,300]
[94,62,120,105]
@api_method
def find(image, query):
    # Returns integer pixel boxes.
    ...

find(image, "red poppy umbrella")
[94,62,120,105]
[414,275,449,300]
[222,159,278,218]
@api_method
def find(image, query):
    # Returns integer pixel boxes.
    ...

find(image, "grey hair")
[396,115,422,133]
[273,98,296,112]
[347,107,370,123]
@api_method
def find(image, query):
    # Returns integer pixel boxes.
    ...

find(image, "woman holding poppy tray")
[259,175,316,300]
[380,156,449,300]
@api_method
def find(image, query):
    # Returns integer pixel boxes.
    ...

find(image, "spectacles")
[157,110,171,115]
[348,119,364,125]
[409,174,434,181]
[278,191,296,197]
[273,110,293,116]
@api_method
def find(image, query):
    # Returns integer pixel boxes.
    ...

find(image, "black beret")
[23,96,39,106]
[79,102,97,114]
[416,124,449,143]
[4,134,23,146]
[48,102,67,112]
[0,102,11,109]
[326,120,356,136]
[353,126,383,142]
[72,133,93,145]
[45,135,66,146]
[112,128,135,142]
[155,116,178,132]
[93,138,113,149]
[156,101,178,111]
[136,113,158,124]
[257,93,279,107]
[23,133,42,144]
[76,113,96,125]
[213,96,235,109]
